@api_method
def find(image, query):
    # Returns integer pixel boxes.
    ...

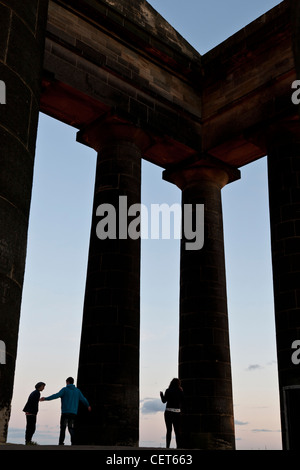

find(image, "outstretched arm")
[42,388,65,401]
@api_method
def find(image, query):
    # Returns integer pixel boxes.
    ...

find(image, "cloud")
[235,420,248,426]
[246,364,263,371]
[140,398,165,415]
[251,429,281,433]
[246,361,277,371]
[7,425,60,445]
[7,427,25,440]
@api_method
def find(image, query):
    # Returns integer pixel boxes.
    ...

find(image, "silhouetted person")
[160,378,184,448]
[23,382,46,445]
[40,377,91,445]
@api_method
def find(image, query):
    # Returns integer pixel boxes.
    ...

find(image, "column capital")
[163,154,240,190]
[76,113,153,153]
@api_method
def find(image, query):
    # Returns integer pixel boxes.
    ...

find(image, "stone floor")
[0,443,182,451]
[1,444,143,449]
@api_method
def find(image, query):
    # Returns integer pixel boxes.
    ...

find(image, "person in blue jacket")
[41,377,91,445]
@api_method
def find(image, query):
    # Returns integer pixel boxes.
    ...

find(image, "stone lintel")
[52,0,201,78]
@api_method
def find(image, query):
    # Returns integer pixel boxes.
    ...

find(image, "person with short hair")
[41,377,91,445]
[23,382,46,445]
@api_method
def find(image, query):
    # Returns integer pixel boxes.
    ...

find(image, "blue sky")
[7,0,283,449]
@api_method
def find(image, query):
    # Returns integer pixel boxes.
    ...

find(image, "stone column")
[290,0,300,84]
[0,0,49,443]
[76,117,150,446]
[267,124,300,449]
[164,157,240,450]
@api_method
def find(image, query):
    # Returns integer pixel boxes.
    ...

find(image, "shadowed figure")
[23,382,46,445]
[40,377,91,445]
[160,378,184,448]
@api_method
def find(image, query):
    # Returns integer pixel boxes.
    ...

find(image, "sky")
[7,0,283,450]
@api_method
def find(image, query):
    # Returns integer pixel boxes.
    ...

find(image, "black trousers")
[25,414,37,443]
[164,410,181,448]
[59,413,77,445]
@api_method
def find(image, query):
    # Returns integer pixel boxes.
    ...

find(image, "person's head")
[169,378,181,389]
[35,382,45,391]
[66,377,74,385]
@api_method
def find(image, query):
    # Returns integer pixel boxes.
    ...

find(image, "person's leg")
[59,414,68,445]
[67,414,76,445]
[164,411,173,448]
[172,413,182,448]
[25,415,31,443]
[25,415,37,444]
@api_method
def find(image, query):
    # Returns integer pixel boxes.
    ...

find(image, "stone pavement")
[0,443,182,451]
[0,444,143,450]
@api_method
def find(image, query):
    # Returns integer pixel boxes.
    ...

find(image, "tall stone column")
[164,157,240,450]
[0,0,49,443]
[267,124,300,449]
[76,117,150,446]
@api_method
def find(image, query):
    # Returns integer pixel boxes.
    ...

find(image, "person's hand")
[88,406,92,412]
[40,397,45,401]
